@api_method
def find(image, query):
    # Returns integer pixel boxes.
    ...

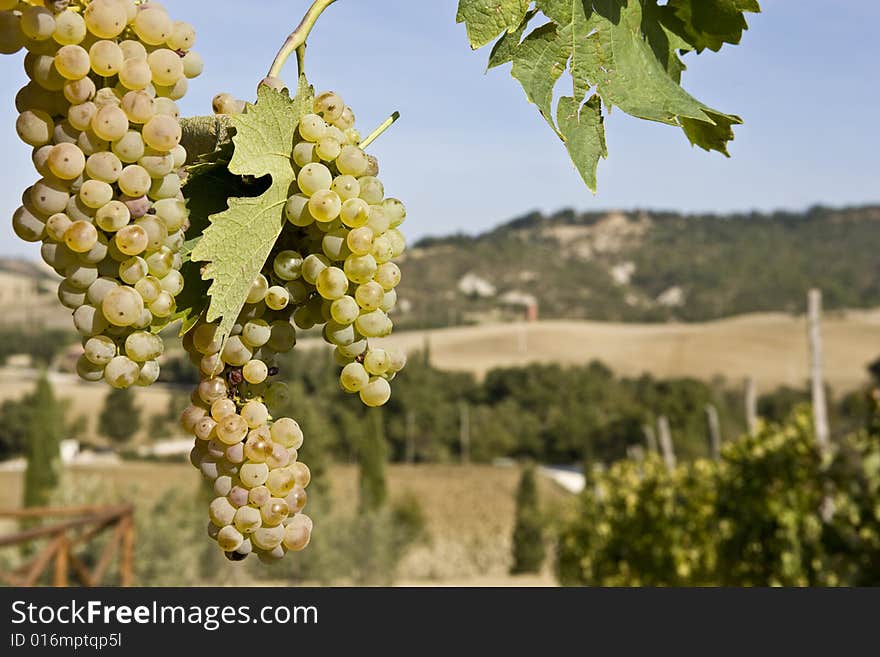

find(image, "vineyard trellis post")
[807,289,831,453]
[705,404,722,460]
[744,377,758,434]
[643,424,658,453]
[657,416,676,471]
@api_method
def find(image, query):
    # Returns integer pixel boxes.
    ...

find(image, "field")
[366,310,880,391]
[0,462,571,585]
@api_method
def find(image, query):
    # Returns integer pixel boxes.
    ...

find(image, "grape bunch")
[2,0,203,388]
[179,88,408,561]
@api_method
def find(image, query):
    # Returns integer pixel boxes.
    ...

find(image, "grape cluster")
[179,88,408,561]
[2,0,203,388]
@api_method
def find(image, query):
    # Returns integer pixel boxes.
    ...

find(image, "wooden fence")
[0,505,134,587]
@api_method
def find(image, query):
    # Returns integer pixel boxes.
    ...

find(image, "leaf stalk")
[267,0,338,79]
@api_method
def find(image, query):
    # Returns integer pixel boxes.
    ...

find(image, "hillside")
[396,205,880,327]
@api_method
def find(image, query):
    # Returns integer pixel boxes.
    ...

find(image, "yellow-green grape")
[85,151,122,184]
[149,172,181,200]
[44,212,72,242]
[209,399,235,422]
[340,361,369,392]
[139,148,174,177]
[364,154,380,177]
[355,309,389,338]
[133,5,172,45]
[16,110,54,146]
[95,200,129,231]
[259,499,290,529]
[364,349,390,376]
[344,253,378,284]
[53,10,87,46]
[142,115,181,150]
[216,413,248,446]
[20,5,55,41]
[247,273,269,304]
[119,39,147,61]
[31,178,70,215]
[102,286,144,327]
[84,335,116,367]
[298,254,327,286]
[340,197,370,228]
[77,180,111,209]
[380,289,398,313]
[120,89,154,124]
[270,418,303,449]
[13,206,46,243]
[241,319,271,349]
[266,468,296,497]
[145,246,174,277]
[125,331,163,362]
[331,174,360,201]
[367,205,391,234]
[322,229,350,261]
[315,266,348,300]
[118,256,147,285]
[372,235,394,264]
[47,143,86,180]
[67,101,96,131]
[241,401,269,429]
[135,275,162,304]
[216,525,244,552]
[265,286,290,311]
[285,487,308,515]
[284,193,314,226]
[160,270,184,296]
[298,113,326,142]
[112,130,145,163]
[89,39,123,76]
[243,360,268,385]
[54,44,91,80]
[211,92,243,115]
[346,226,374,256]
[244,433,273,464]
[335,106,356,131]
[233,505,262,534]
[148,48,184,86]
[209,496,236,527]
[221,335,252,367]
[77,130,110,157]
[168,20,196,50]
[375,262,402,290]
[84,0,127,39]
[336,145,369,177]
[283,514,312,552]
[194,323,222,354]
[358,176,385,204]
[297,162,332,196]
[182,50,204,79]
[360,376,392,407]
[314,91,344,122]
[64,220,98,253]
[273,250,303,281]
[292,141,318,167]
[91,104,128,141]
[308,189,341,222]
[315,136,341,161]
[116,164,150,197]
[63,76,96,105]
[266,321,296,352]
[153,198,187,232]
[104,355,139,389]
[115,224,148,256]
[239,462,270,489]
[386,228,407,256]
[93,86,122,108]
[155,97,181,119]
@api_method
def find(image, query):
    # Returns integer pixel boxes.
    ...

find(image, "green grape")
[364,349,389,375]
[119,39,147,61]
[102,285,144,326]
[117,164,151,197]
[331,174,360,201]
[58,279,87,309]
[55,44,91,80]
[340,362,369,393]
[45,212,72,242]
[270,418,303,449]
[76,354,105,382]
[84,0,127,39]
[241,319,271,349]
[273,250,303,281]
[367,205,391,234]
[94,200,129,232]
[52,9,86,45]
[292,141,318,167]
[355,309,389,338]
[297,162,332,196]
[340,197,370,228]
[315,136,341,161]
[91,104,129,142]
[149,172,181,200]
[375,262,402,290]
[118,256,147,285]
[346,226,373,256]
[380,289,398,313]
[372,235,394,264]
[142,114,181,150]
[344,253,377,284]
[112,131,146,163]
[217,524,246,552]
[241,400,269,429]
[149,290,175,318]
[160,270,184,296]
[314,91,344,122]
[83,335,116,367]
[148,48,184,86]
[360,376,391,407]
[77,129,110,156]
[265,286,290,311]
[239,462,269,489]
[67,101,97,131]
[118,58,151,90]
[16,109,54,146]
[308,189,342,222]
[125,331,162,362]
[301,253,330,284]
[334,106,356,131]
[283,514,312,552]
[182,50,203,79]
[322,229,350,261]
[12,206,46,243]
[284,193,314,226]
[253,524,285,551]
[133,5,172,45]
[88,39,123,75]
[315,266,348,300]
[243,360,268,385]
[52,120,79,146]
[298,113,326,142]
[79,179,113,209]
[20,5,55,41]
[358,176,385,204]
[87,276,118,306]
[46,143,85,180]
[233,505,262,534]
[134,275,162,303]
[221,336,252,367]
[73,303,109,337]
[266,321,296,352]
[114,224,149,255]
[0,10,24,55]
[62,76,96,105]
[64,220,98,253]
[139,148,174,178]
[336,145,369,176]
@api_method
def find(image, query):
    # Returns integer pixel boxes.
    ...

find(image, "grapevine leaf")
[487,8,536,69]
[660,0,761,53]
[510,22,571,137]
[456,0,531,49]
[190,78,314,344]
[557,94,606,191]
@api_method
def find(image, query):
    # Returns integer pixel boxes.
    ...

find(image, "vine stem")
[267,0,338,79]
[359,112,401,149]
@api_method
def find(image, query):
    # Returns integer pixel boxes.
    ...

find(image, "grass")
[0,461,573,585]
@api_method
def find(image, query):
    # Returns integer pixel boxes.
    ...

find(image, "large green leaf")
[189,77,314,344]
[459,0,759,191]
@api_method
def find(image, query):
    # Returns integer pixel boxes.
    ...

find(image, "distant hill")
[396,205,880,327]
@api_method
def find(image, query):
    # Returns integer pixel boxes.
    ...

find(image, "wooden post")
[119,514,135,587]
[53,536,68,587]
[405,410,416,464]
[657,416,676,471]
[643,424,658,453]
[459,402,470,464]
[745,376,758,434]
[807,289,831,453]
[705,404,722,460]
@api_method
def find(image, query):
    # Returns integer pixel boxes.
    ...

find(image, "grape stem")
[359,112,401,150]
[267,0,338,79]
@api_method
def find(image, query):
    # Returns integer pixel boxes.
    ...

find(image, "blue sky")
[0,0,877,258]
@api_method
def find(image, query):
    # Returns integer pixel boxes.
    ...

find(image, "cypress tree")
[23,374,63,509]
[510,463,545,574]
[99,388,141,443]
[359,409,388,513]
